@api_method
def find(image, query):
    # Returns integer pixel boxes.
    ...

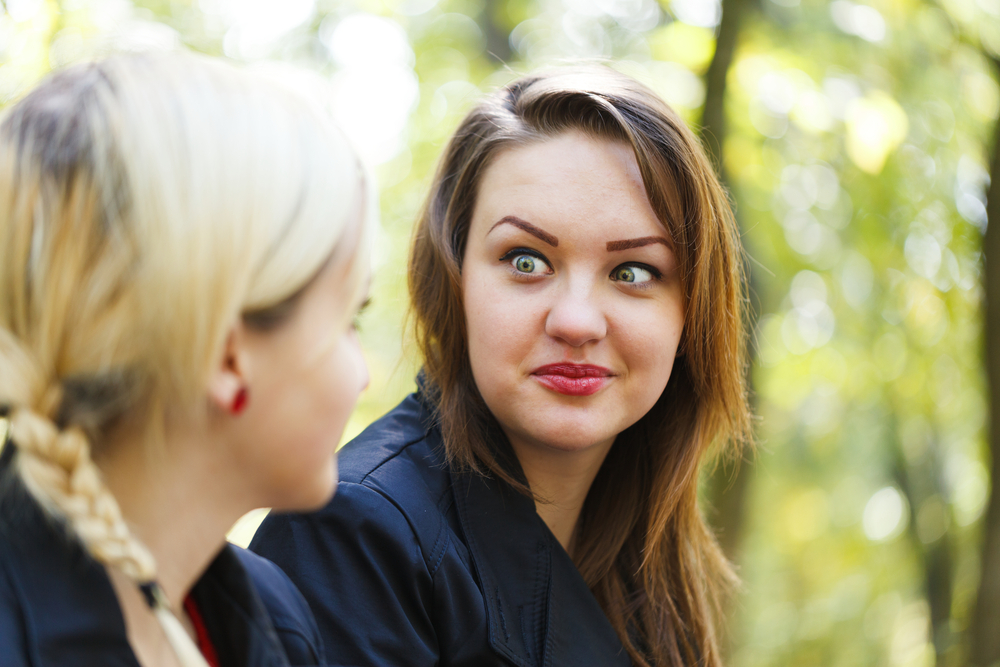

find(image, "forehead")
[304,192,370,315]
[472,131,665,240]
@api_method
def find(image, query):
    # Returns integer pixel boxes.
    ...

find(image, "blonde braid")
[11,406,156,581]
[10,408,210,667]
[0,336,209,667]
[0,328,156,580]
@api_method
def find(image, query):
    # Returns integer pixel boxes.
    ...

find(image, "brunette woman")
[251,65,751,667]
[0,52,370,666]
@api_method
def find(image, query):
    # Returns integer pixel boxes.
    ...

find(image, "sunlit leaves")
[844,92,908,174]
[2,0,996,663]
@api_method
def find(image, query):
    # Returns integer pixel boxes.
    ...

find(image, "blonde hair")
[0,51,365,652]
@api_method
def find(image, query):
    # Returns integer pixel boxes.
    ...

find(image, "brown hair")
[408,65,752,667]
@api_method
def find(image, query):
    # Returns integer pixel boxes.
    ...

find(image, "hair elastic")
[137,580,211,667]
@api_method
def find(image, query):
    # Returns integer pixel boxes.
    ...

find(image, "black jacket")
[0,444,324,667]
[250,390,632,667]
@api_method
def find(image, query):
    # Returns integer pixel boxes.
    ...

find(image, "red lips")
[530,363,614,396]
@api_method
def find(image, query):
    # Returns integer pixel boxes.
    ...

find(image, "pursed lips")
[530,363,615,396]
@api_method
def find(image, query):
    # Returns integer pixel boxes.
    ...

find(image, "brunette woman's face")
[461,131,684,458]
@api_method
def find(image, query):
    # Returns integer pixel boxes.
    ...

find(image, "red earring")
[231,387,248,415]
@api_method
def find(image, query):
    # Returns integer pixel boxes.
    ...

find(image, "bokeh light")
[4,1,998,664]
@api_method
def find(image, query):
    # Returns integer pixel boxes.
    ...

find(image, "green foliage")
[2,0,996,663]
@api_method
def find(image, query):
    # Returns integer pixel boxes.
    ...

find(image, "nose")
[359,354,370,392]
[351,329,370,392]
[544,279,607,348]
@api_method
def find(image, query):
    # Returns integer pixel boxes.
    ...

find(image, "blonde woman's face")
[461,131,683,460]
[232,235,369,512]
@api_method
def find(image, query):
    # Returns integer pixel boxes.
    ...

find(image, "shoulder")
[0,538,30,666]
[336,391,445,491]
[229,546,323,664]
[0,475,68,667]
[231,547,317,634]
[0,475,132,666]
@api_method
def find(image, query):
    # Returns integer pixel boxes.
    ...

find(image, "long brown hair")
[408,65,751,667]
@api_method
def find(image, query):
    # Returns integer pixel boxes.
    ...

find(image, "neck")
[95,422,251,661]
[508,434,615,557]
[100,435,244,605]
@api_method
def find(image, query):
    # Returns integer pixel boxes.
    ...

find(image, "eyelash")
[500,247,550,270]
[352,298,372,331]
[615,262,663,289]
[498,249,663,285]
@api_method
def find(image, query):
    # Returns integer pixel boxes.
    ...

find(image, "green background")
[1,0,995,664]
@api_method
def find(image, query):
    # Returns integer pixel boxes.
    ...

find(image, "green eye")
[614,267,635,282]
[612,265,654,284]
[515,256,536,273]
[501,250,551,276]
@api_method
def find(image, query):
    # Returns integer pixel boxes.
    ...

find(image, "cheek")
[270,335,365,509]
[273,333,365,452]
[463,270,538,374]
[319,335,367,426]
[463,268,499,332]
[619,300,684,382]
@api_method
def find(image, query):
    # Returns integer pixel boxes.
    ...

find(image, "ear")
[207,322,250,413]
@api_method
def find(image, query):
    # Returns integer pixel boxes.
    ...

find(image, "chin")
[271,465,338,512]
[517,421,618,453]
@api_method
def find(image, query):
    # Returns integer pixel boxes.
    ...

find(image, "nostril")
[544,300,607,347]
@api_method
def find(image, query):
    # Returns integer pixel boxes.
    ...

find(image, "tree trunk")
[698,1,758,660]
[700,0,756,565]
[969,53,1000,667]
[480,0,512,64]
[701,0,749,181]
[890,424,955,664]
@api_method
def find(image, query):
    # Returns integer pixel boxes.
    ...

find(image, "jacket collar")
[190,546,292,667]
[446,421,631,667]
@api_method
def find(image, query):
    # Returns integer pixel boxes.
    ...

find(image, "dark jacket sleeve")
[249,481,438,667]
[0,553,30,667]
[232,547,324,666]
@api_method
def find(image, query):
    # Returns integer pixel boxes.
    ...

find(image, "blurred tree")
[970,49,1000,667]
[700,0,757,571]
[481,0,513,63]
[703,0,751,179]
[3,2,1000,665]
[891,415,956,661]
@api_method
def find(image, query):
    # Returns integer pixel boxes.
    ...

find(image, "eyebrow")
[606,236,670,252]
[488,216,559,247]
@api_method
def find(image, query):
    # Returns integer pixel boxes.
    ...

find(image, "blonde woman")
[0,53,370,666]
